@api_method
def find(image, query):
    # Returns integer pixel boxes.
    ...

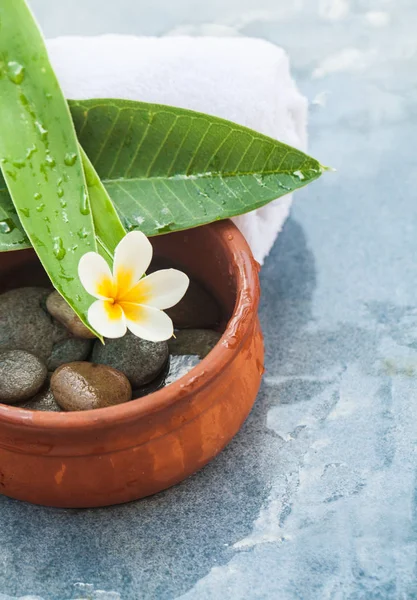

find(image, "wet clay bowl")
[0,220,263,508]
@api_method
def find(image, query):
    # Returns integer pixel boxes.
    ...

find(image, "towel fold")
[47,35,308,264]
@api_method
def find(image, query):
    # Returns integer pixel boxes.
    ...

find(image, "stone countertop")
[2,1,416,598]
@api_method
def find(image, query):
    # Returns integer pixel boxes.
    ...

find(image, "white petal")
[78,252,114,299]
[113,231,153,294]
[124,269,190,309]
[88,300,127,339]
[121,302,173,342]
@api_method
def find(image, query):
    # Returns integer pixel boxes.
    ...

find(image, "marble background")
[1,0,416,598]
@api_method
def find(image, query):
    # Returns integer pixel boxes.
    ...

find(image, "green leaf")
[71,99,324,236]
[0,149,126,257]
[81,147,126,261]
[0,0,98,333]
[0,98,323,250]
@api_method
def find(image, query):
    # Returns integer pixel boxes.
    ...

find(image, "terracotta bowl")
[0,220,264,508]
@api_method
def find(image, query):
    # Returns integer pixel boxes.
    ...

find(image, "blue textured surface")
[2,1,417,598]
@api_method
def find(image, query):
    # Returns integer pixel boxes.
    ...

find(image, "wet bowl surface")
[0,220,264,507]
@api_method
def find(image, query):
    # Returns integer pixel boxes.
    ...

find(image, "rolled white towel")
[46,35,308,264]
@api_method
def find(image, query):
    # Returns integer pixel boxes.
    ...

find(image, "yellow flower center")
[96,268,152,322]
[103,300,123,321]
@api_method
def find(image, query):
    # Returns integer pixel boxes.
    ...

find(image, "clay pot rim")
[0,220,259,431]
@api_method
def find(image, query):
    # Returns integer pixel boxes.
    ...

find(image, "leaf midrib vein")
[103,163,318,185]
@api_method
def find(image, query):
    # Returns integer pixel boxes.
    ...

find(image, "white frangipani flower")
[78,231,189,342]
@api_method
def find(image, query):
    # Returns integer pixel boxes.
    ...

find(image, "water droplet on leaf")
[80,190,90,215]
[53,237,66,260]
[77,227,89,239]
[36,203,45,212]
[156,222,175,234]
[26,145,37,159]
[293,170,305,181]
[57,187,64,198]
[277,181,291,192]
[34,192,42,200]
[254,174,266,188]
[7,61,25,84]
[0,219,15,234]
[45,154,56,168]
[64,152,77,166]
[20,208,30,217]
[35,121,48,140]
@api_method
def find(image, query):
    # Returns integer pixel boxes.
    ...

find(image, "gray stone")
[92,332,169,387]
[165,354,200,386]
[51,362,132,411]
[47,337,93,371]
[46,290,96,339]
[0,350,47,404]
[20,386,62,412]
[166,279,220,329]
[0,287,68,362]
[133,356,170,398]
[168,329,221,358]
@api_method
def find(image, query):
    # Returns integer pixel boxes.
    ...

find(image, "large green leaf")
[0,98,324,250]
[0,0,98,332]
[73,99,324,236]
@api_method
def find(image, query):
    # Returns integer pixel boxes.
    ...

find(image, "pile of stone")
[0,284,221,411]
